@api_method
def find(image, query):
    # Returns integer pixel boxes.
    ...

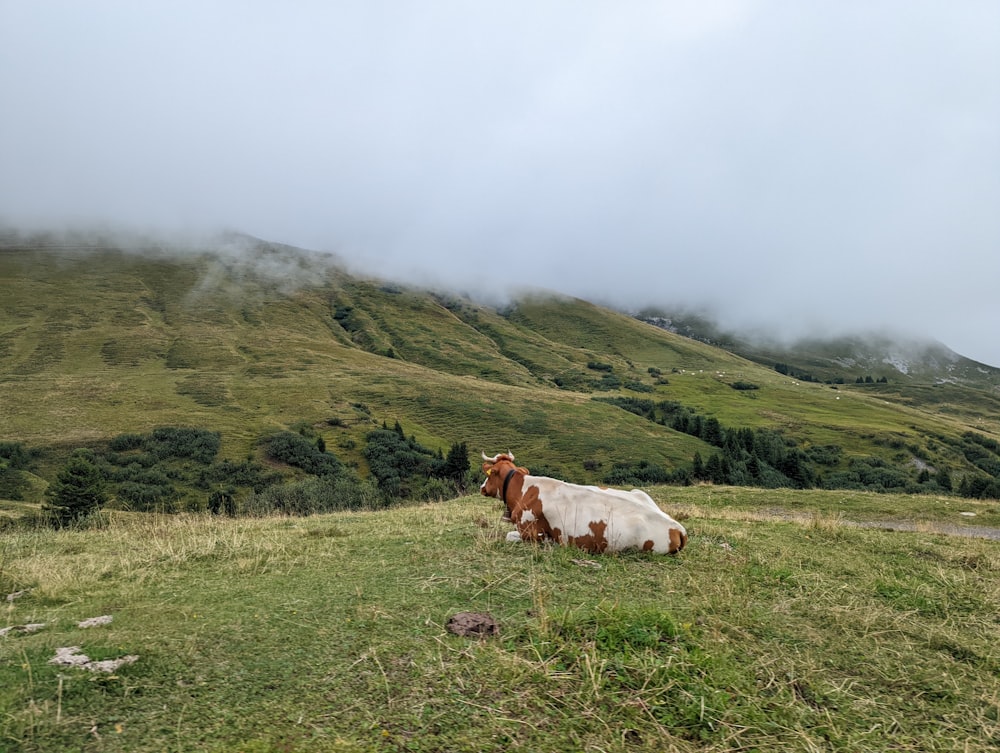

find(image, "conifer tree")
[44,450,107,527]
[691,452,705,480]
[441,442,470,485]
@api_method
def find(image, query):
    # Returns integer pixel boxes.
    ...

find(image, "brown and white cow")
[480,452,687,554]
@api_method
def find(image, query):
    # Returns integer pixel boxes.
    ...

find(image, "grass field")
[3,487,998,752]
[4,242,1000,489]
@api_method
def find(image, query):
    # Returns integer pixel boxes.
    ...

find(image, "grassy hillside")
[2,490,998,752]
[3,235,1000,503]
[3,235,1000,751]
[637,307,1000,390]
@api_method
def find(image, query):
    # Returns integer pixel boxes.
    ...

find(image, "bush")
[199,459,282,492]
[603,460,671,485]
[108,433,145,452]
[623,380,654,393]
[0,441,34,469]
[0,467,28,500]
[822,457,909,492]
[263,431,340,476]
[117,481,176,512]
[242,474,381,516]
[957,473,1000,500]
[363,428,443,498]
[148,427,221,463]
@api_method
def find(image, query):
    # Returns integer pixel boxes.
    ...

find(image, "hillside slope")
[3,233,1000,493]
[637,307,1000,389]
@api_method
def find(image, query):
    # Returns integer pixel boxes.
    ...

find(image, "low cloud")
[2,2,998,365]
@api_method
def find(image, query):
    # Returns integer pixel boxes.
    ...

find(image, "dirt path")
[755,509,1000,541]
[847,519,1000,541]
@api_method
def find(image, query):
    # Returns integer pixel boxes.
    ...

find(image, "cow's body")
[481,452,687,554]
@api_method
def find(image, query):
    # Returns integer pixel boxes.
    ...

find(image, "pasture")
[2,487,998,752]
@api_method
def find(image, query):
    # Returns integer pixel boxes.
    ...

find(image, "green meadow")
[2,237,1000,751]
[2,489,999,753]
[2,239,999,490]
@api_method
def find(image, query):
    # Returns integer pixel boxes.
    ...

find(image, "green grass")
[5,242,1000,490]
[656,485,1000,533]
[2,488,999,752]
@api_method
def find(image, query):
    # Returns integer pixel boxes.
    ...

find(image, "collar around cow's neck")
[501,467,519,513]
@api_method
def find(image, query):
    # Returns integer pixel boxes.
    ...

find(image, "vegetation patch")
[595,396,980,497]
[175,374,230,407]
[1,492,997,752]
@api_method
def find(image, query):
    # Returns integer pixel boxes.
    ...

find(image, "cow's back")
[527,476,686,554]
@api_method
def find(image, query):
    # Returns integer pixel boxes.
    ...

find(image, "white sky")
[2,1,999,366]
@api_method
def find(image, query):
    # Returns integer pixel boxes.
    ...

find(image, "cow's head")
[480,451,522,499]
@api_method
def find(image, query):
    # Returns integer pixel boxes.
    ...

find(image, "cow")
[480,452,687,554]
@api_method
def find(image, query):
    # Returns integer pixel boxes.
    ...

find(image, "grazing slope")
[1,492,998,752]
[2,233,1000,491]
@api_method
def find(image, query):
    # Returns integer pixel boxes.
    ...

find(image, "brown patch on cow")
[567,520,609,554]
[513,484,553,542]
[642,539,655,552]
[446,612,499,637]
[669,528,687,554]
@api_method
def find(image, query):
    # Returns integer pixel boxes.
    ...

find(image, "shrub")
[363,428,443,498]
[242,474,381,516]
[623,380,654,393]
[263,431,340,476]
[117,482,176,512]
[148,427,221,463]
[0,441,34,469]
[603,460,671,485]
[199,459,282,492]
[108,433,145,452]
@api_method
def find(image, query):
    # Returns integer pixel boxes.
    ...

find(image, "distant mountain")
[3,230,1000,502]
[635,308,1000,392]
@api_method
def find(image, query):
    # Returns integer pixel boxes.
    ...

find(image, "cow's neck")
[500,467,520,515]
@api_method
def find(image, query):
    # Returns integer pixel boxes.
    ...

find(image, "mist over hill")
[3,230,1000,511]
[635,306,1000,390]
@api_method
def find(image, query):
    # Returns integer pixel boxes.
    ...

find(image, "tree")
[705,453,725,484]
[691,452,705,480]
[441,442,470,487]
[44,450,108,526]
[702,417,724,447]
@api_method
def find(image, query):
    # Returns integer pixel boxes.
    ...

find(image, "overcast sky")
[2,2,999,365]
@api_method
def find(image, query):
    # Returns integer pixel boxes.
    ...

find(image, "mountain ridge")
[3,231,1000,499]
[634,307,1000,389]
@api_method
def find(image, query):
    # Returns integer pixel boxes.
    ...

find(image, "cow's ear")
[482,463,492,473]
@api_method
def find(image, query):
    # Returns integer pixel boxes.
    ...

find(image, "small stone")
[446,611,499,637]
[0,623,45,637]
[78,615,113,628]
